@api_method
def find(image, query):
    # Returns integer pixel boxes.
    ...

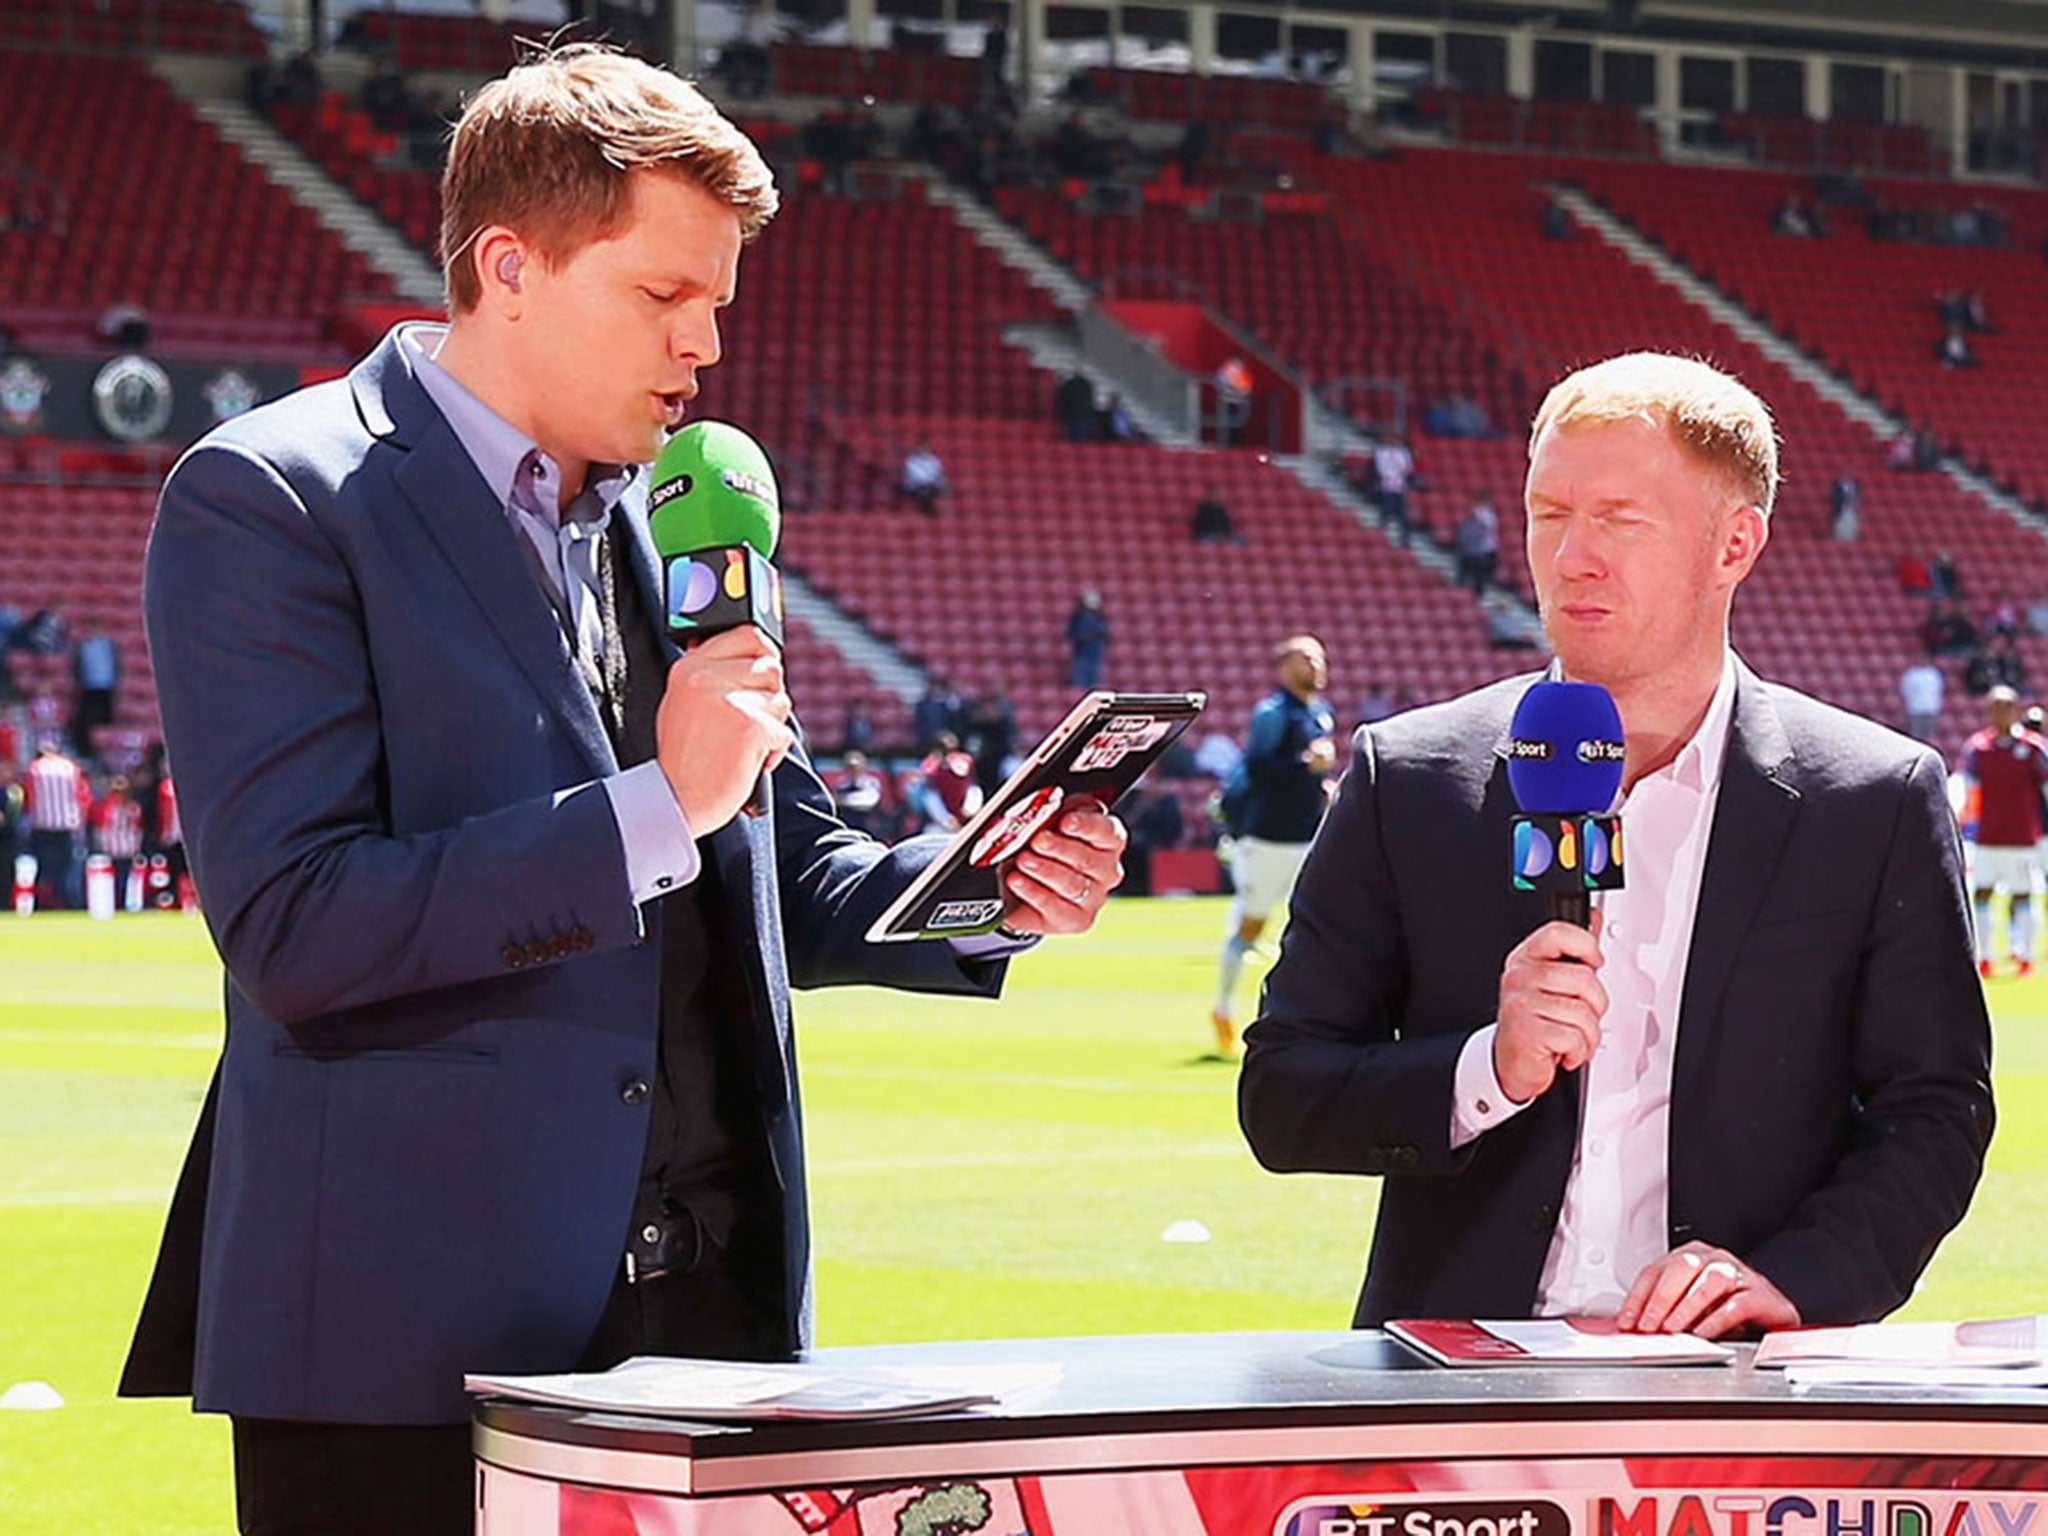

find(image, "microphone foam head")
[1506,680,1625,813]
[648,420,781,558]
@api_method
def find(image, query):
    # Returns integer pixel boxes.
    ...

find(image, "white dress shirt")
[1451,655,1738,1314]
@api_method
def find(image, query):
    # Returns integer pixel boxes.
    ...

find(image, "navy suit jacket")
[1240,665,1994,1328]
[121,329,1005,1424]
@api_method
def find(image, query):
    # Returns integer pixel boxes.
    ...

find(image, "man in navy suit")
[1241,353,1992,1341]
[120,47,1125,1534]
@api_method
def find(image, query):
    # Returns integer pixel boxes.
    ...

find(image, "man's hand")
[1617,1242,1800,1340]
[1493,917,1607,1103]
[655,627,793,835]
[1304,735,1340,774]
[1000,801,1127,936]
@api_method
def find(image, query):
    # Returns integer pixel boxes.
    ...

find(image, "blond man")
[1242,352,1991,1341]
[121,47,1124,1532]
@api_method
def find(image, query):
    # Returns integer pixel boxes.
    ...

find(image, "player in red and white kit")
[1958,686,2048,976]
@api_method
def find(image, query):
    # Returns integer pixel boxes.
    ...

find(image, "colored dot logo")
[1514,820,1554,879]
[668,555,719,623]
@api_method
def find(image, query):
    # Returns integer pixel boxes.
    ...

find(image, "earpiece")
[496,250,523,292]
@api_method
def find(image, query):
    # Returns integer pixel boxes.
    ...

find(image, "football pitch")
[5,900,2047,1533]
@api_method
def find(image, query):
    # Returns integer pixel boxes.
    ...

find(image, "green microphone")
[647,421,787,817]
[647,420,784,648]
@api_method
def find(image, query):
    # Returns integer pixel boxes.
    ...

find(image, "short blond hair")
[1530,352,1779,518]
[441,44,778,314]
[1275,633,1325,664]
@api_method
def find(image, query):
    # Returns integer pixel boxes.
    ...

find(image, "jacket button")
[621,1078,650,1106]
[502,945,525,969]
[1532,1203,1558,1232]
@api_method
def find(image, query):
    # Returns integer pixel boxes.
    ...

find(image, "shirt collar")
[400,322,638,525]
[1650,652,1738,797]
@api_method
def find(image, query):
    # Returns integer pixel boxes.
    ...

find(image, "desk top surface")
[474,1330,2048,1474]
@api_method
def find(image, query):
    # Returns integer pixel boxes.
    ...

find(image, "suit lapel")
[355,331,617,779]
[1670,663,1800,1113]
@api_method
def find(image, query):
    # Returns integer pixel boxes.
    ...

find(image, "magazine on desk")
[1758,1315,2048,1389]
[866,690,1206,943]
[1387,1317,1734,1368]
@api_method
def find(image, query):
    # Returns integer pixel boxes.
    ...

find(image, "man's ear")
[1720,503,1770,585]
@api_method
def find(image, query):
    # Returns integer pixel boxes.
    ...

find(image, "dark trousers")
[229,1246,782,1535]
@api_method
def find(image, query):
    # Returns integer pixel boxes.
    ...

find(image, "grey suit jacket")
[121,329,1005,1424]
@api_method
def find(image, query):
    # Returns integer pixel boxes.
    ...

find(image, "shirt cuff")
[948,928,1041,960]
[1450,1024,1531,1148]
[600,761,701,904]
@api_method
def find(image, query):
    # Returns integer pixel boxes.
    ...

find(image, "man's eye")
[643,288,679,304]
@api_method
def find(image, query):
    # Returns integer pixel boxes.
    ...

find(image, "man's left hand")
[1616,1242,1800,1340]
[1000,802,1127,936]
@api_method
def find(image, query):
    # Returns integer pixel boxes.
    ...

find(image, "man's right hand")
[655,627,793,834]
[1493,917,1608,1104]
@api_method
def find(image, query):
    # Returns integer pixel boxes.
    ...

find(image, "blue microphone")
[1507,680,1626,927]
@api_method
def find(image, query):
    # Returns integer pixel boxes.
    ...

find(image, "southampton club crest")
[203,368,261,424]
[0,357,49,432]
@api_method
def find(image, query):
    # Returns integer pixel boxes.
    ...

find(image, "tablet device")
[865,690,1207,943]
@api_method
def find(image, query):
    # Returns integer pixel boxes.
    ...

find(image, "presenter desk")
[473,1330,2048,1534]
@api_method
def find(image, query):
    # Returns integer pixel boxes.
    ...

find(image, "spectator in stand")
[1967,634,2027,697]
[1958,686,2048,977]
[1985,591,2022,644]
[1923,597,1978,657]
[1424,394,1492,439]
[1190,486,1240,545]
[14,606,66,656]
[1054,371,1097,443]
[71,623,120,756]
[1829,475,1861,542]
[1372,434,1416,547]
[1937,326,1979,369]
[1900,658,1945,743]
[831,750,888,839]
[24,738,87,910]
[908,732,981,833]
[1454,495,1500,594]
[899,442,949,515]
[2028,592,2048,640]
[1932,549,1963,599]
[1064,589,1110,688]
[1540,195,1573,240]
[1772,196,1819,237]
[1099,392,1135,444]
[838,695,874,757]
[960,689,1017,798]
[911,675,962,752]
[1896,551,1933,596]
[1213,355,1253,447]
[93,774,144,867]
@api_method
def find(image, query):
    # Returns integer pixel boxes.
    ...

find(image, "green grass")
[4,902,2047,1531]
